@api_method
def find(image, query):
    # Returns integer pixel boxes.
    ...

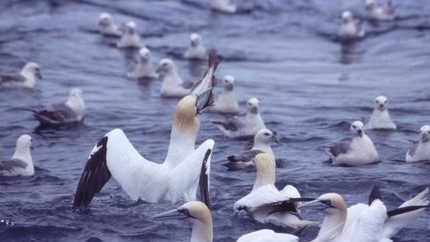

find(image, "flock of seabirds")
[0,0,429,242]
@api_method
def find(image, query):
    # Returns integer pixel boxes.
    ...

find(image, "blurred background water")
[1,0,429,241]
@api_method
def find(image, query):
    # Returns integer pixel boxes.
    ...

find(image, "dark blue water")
[1,0,429,241]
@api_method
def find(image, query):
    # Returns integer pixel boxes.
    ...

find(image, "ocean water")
[1,0,429,241]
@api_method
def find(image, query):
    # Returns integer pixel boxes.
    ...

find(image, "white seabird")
[210,0,237,14]
[184,33,208,60]
[234,153,318,229]
[325,121,379,166]
[153,201,299,242]
[127,47,159,79]
[73,54,219,209]
[405,125,430,162]
[365,0,395,21]
[98,12,122,36]
[212,97,266,138]
[364,95,396,130]
[224,128,278,171]
[117,21,143,49]
[157,58,192,98]
[0,135,34,177]
[339,11,365,39]
[24,88,85,127]
[211,75,240,114]
[0,62,42,89]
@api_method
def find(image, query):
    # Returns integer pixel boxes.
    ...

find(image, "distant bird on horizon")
[0,62,42,89]
[210,0,237,14]
[98,12,122,37]
[364,95,396,130]
[405,125,430,162]
[211,75,240,114]
[365,0,395,21]
[339,11,365,39]
[127,47,159,79]
[117,21,143,49]
[156,58,192,98]
[0,135,34,177]
[184,33,208,60]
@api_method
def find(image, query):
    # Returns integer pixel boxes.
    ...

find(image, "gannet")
[224,128,278,171]
[364,95,396,130]
[365,0,395,21]
[156,58,192,98]
[210,0,237,14]
[153,201,299,242]
[117,21,143,49]
[212,97,266,138]
[23,88,85,127]
[127,47,159,79]
[0,62,42,88]
[405,125,430,162]
[234,153,318,229]
[325,121,379,166]
[339,11,365,39]
[73,54,219,209]
[0,135,34,177]
[184,33,208,60]
[98,12,122,36]
[211,75,240,114]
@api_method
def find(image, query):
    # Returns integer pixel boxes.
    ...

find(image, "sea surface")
[1,0,429,241]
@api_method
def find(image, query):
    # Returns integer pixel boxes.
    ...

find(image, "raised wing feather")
[235,184,288,211]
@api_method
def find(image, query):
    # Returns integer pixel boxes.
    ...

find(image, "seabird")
[127,47,159,79]
[339,11,365,39]
[211,75,240,114]
[325,121,379,166]
[73,54,219,209]
[224,128,278,171]
[365,0,395,21]
[234,153,318,229]
[212,97,266,138]
[405,125,430,162]
[24,88,85,127]
[156,58,192,98]
[98,12,122,37]
[153,201,299,242]
[210,0,237,14]
[364,95,396,130]
[0,135,34,177]
[117,21,143,49]
[0,62,42,89]
[184,33,208,60]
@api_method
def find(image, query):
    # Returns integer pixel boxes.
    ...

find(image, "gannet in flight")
[0,62,42,89]
[405,125,430,162]
[0,135,34,177]
[364,95,396,130]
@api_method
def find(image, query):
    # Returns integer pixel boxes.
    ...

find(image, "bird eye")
[264,133,270,136]
[352,125,356,129]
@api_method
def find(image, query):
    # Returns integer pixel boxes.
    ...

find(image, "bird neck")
[20,70,36,87]
[190,219,213,242]
[66,97,85,117]
[165,67,182,84]
[318,209,346,240]
[253,159,276,190]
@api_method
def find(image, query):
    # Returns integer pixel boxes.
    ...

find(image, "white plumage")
[364,95,396,130]
[405,125,430,162]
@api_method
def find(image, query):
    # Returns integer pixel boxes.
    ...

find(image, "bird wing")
[326,141,350,157]
[235,184,288,211]
[227,149,262,163]
[237,229,298,242]
[0,159,27,171]
[212,117,244,132]
[0,73,26,84]
[190,49,219,95]
[34,103,79,125]
[407,140,419,157]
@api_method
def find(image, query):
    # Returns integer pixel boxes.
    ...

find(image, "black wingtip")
[368,184,381,205]
[199,149,212,210]
[208,49,219,70]
[387,205,429,218]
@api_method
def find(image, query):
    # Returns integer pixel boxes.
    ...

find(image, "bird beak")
[298,199,325,210]
[271,135,280,144]
[152,209,188,220]
[155,66,163,74]
[36,70,42,80]
[30,144,35,151]
[195,88,214,115]
[357,129,363,137]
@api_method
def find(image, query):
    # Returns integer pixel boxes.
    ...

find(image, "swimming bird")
[117,21,143,49]
[153,201,299,242]
[184,33,208,60]
[365,0,395,21]
[72,54,219,209]
[0,62,42,88]
[211,75,240,114]
[224,128,277,171]
[364,95,396,130]
[157,58,192,98]
[24,88,85,127]
[405,125,430,162]
[212,97,266,138]
[0,135,34,177]
[98,12,122,36]
[339,11,365,39]
[325,121,379,166]
[127,47,159,79]
[234,153,318,229]
[210,0,237,14]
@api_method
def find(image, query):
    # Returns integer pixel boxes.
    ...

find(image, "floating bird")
[73,54,219,209]
[117,21,143,49]
[184,33,208,60]
[0,62,42,88]
[210,0,237,14]
[405,125,430,162]
[98,12,122,36]
[365,0,395,21]
[212,97,266,138]
[153,201,299,242]
[325,121,379,166]
[211,75,240,114]
[0,135,34,177]
[224,128,278,171]
[127,47,159,79]
[364,95,396,130]
[24,88,85,127]
[339,11,365,39]
[157,58,192,98]
[234,153,318,229]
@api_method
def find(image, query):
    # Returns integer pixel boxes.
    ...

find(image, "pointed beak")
[30,144,35,151]
[357,129,363,137]
[271,135,280,144]
[152,209,188,220]
[195,88,214,115]
[36,70,42,80]
[298,199,325,210]
[155,66,163,74]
